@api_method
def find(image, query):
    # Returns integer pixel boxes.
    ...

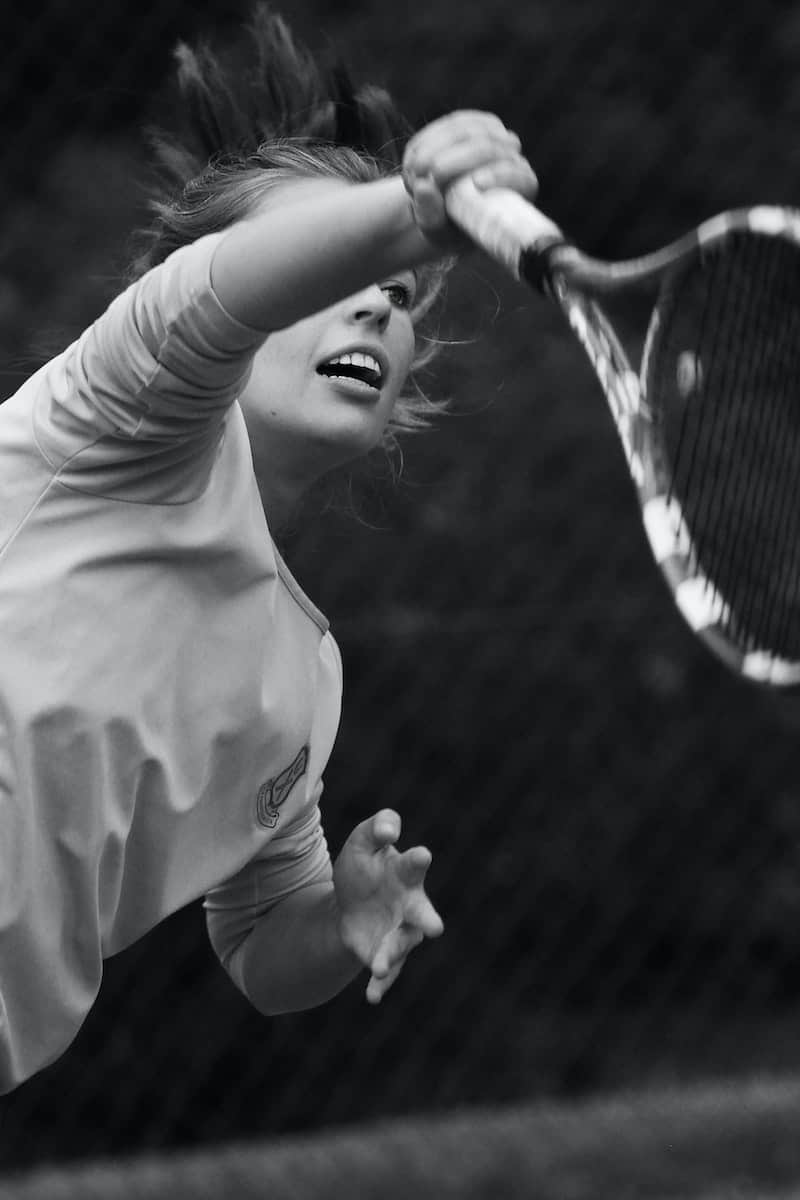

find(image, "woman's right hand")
[401,109,539,252]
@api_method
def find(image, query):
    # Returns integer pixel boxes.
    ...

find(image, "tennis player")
[0,5,538,1091]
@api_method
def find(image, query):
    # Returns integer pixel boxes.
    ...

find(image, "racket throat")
[519,237,571,292]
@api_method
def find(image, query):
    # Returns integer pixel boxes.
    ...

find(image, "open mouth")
[316,351,384,391]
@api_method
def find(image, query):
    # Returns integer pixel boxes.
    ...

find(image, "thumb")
[410,174,447,233]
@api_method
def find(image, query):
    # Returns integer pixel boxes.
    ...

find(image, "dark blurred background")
[1,0,800,1171]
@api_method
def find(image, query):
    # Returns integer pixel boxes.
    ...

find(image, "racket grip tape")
[445,176,565,280]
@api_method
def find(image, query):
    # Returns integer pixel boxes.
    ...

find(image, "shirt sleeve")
[203,793,333,995]
[33,232,268,475]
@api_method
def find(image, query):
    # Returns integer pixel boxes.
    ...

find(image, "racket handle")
[444,176,565,279]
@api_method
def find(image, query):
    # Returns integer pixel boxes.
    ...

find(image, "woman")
[0,6,538,1091]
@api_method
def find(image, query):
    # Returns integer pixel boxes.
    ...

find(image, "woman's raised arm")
[209,111,537,332]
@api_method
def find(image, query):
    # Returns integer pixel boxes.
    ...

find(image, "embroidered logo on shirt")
[256,745,309,828]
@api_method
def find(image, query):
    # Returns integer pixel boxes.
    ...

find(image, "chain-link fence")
[2,0,800,1172]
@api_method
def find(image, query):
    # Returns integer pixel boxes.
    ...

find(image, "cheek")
[244,332,310,402]
[253,331,304,376]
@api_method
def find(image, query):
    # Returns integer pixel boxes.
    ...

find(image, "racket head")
[549,207,800,686]
[639,207,800,685]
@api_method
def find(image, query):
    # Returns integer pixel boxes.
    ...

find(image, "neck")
[255,472,305,537]
[245,421,344,537]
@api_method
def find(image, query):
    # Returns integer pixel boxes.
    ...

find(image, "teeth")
[327,351,382,380]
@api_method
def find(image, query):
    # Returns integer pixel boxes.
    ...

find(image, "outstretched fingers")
[366,925,428,1004]
[370,925,425,980]
[393,846,444,936]
[369,808,402,847]
[406,889,445,939]
[395,843,432,884]
[339,810,444,1003]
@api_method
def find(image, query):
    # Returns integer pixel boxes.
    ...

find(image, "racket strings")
[762,303,800,649]
[653,232,800,658]
[742,254,800,650]
[672,240,761,600]
[716,243,800,651]
[687,247,752,589]
[706,242,792,635]
[712,241,800,653]
[665,252,722,524]
[738,260,800,648]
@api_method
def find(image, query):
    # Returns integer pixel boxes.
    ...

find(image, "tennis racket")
[445,178,800,688]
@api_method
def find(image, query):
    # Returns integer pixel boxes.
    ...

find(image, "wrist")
[368,175,446,266]
[400,170,472,255]
[327,876,362,964]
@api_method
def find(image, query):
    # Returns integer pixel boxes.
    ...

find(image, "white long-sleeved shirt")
[0,233,341,1091]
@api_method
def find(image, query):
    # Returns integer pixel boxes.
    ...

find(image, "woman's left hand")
[333,809,444,1003]
[402,109,539,252]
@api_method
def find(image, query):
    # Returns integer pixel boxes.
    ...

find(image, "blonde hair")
[129,5,452,450]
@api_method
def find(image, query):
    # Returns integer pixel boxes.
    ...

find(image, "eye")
[381,277,417,310]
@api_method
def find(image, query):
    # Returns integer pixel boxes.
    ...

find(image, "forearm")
[210,175,435,332]
[236,881,362,1015]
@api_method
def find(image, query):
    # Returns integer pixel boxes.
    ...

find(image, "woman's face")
[239,268,418,512]
[241,271,417,461]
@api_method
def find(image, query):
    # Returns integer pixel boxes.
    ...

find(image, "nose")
[346,284,392,331]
